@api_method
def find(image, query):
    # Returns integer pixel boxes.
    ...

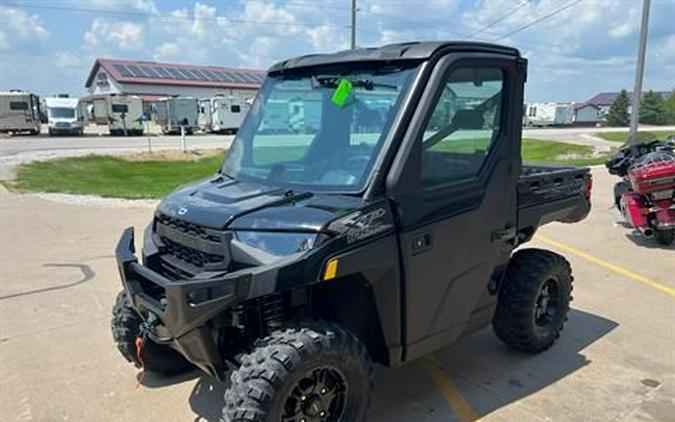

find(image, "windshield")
[50,107,76,119]
[222,65,418,193]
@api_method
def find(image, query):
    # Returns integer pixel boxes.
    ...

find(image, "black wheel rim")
[534,278,560,327]
[282,366,348,422]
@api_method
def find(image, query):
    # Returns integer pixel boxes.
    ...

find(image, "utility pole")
[629,0,651,144]
[350,0,357,49]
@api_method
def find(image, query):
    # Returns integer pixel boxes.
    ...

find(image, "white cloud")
[54,51,84,70]
[2,0,674,101]
[307,25,348,52]
[154,42,180,60]
[84,18,145,51]
[652,34,675,61]
[0,7,49,51]
[74,0,158,14]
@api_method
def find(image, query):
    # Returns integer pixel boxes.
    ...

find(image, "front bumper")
[49,126,82,135]
[115,227,251,377]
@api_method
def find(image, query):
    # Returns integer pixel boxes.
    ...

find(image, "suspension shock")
[261,294,284,332]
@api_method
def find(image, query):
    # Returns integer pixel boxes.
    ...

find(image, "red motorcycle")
[606,139,675,245]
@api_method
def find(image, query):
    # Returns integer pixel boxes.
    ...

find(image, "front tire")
[224,323,373,422]
[655,229,674,246]
[111,291,193,375]
[493,248,573,353]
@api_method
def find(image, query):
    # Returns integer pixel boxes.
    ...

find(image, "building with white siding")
[83,58,265,105]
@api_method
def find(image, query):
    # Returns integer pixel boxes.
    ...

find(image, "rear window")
[231,105,241,113]
[112,104,129,113]
[10,101,28,110]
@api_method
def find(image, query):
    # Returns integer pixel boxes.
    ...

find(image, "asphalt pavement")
[0,167,673,421]
[0,125,662,181]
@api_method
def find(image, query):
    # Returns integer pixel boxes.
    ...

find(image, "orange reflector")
[324,259,338,281]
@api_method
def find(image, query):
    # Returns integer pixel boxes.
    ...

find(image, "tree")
[639,90,667,125]
[606,89,630,126]
[664,90,675,124]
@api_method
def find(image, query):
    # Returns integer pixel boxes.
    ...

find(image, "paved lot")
[523,125,675,147]
[3,125,675,180]
[2,125,674,158]
[0,168,673,421]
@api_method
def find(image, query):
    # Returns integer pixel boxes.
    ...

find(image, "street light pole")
[350,0,357,49]
[629,0,651,144]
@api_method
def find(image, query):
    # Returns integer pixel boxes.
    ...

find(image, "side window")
[112,104,129,113]
[10,101,28,111]
[421,67,504,188]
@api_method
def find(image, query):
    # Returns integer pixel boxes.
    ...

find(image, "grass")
[522,138,609,166]
[6,154,224,199]
[5,139,610,199]
[595,130,674,143]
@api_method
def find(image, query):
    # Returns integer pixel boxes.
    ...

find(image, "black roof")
[268,41,521,73]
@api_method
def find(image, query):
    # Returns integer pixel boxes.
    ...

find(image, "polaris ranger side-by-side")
[113,42,592,421]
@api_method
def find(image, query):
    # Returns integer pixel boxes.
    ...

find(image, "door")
[387,55,524,361]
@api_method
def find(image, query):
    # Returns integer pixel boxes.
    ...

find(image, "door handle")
[412,232,432,253]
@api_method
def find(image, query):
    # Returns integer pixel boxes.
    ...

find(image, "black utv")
[113,42,592,421]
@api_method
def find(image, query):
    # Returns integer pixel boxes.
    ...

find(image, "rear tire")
[493,248,573,353]
[223,322,373,422]
[613,181,630,209]
[111,291,193,375]
[655,229,674,246]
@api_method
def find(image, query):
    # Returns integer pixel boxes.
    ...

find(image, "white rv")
[44,97,83,136]
[92,95,144,136]
[153,97,199,134]
[210,95,252,134]
[524,102,574,127]
[197,99,213,133]
[0,91,42,135]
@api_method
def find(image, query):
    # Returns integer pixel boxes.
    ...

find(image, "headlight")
[234,231,317,257]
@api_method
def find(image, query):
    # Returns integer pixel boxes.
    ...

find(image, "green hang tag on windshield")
[332,79,353,107]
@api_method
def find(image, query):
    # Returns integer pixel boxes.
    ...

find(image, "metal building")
[82,58,265,106]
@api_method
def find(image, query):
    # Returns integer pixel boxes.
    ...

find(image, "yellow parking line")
[421,355,481,422]
[536,235,675,298]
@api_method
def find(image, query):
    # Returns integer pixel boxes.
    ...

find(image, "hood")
[157,175,365,232]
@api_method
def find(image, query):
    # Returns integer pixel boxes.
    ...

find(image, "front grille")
[156,213,222,243]
[55,122,71,128]
[160,237,224,268]
[154,213,230,275]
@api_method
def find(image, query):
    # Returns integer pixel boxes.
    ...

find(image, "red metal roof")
[85,58,265,90]
[80,93,166,103]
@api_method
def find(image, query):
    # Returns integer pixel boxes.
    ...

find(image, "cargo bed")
[517,163,592,242]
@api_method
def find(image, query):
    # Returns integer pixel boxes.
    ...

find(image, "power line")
[362,5,605,66]
[233,0,350,11]
[467,1,530,38]
[495,0,587,41]
[0,1,348,29]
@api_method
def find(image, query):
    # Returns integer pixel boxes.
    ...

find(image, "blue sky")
[1,0,673,102]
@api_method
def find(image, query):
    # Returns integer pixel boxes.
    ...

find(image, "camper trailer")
[92,95,144,136]
[524,102,574,127]
[44,96,83,136]
[210,95,252,134]
[0,91,42,135]
[197,99,212,133]
[153,97,199,135]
